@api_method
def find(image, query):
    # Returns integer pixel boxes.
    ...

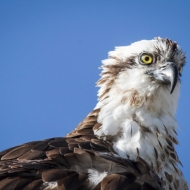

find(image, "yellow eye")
[179,66,183,73]
[140,54,153,65]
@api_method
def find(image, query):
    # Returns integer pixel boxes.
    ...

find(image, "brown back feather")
[0,110,163,190]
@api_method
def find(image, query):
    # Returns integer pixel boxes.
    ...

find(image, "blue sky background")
[0,0,190,183]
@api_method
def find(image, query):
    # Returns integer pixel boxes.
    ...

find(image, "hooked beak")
[147,62,179,94]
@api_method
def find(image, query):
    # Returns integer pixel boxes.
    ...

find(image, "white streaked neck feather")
[95,69,182,189]
[93,39,187,189]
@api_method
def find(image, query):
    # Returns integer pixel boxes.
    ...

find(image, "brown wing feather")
[0,110,163,190]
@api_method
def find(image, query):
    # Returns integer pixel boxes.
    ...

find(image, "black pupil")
[145,56,149,61]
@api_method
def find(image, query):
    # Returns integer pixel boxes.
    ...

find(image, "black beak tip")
[166,62,179,94]
[170,87,174,94]
[170,68,178,94]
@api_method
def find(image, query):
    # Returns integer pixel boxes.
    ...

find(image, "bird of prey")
[0,37,188,190]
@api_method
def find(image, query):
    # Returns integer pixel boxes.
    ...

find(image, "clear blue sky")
[0,0,190,183]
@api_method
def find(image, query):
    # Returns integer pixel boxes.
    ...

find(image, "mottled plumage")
[0,37,188,190]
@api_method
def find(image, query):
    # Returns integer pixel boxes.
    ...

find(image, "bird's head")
[97,37,186,108]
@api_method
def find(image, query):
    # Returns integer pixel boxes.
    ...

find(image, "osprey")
[0,37,188,190]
